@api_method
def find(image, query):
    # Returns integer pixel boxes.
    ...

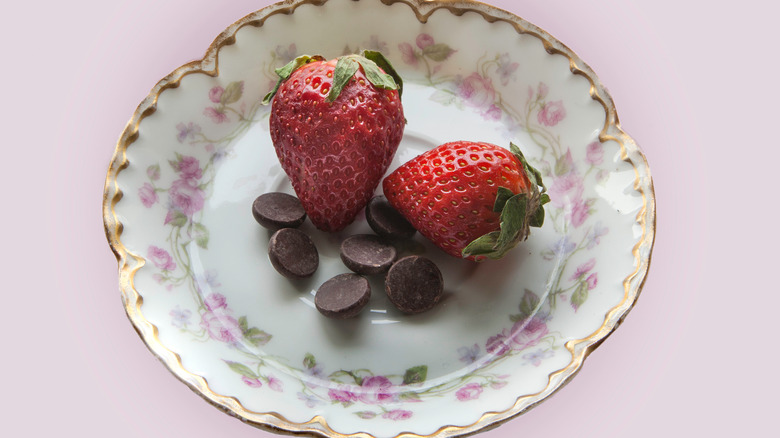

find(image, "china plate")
[103,0,655,437]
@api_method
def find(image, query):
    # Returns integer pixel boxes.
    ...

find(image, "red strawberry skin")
[269,58,404,232]
[383,141,536,260]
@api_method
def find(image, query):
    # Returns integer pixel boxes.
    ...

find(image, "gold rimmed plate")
[103,1,655,437]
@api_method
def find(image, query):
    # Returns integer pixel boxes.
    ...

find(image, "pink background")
[3,0,775,436]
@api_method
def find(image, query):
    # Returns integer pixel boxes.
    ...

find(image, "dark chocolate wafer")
[385,255,443,314]
[340,234,397,275]
[315,273,371,319]
[252,192,306,230]
[268,228,318,278]
[365,195,416,240]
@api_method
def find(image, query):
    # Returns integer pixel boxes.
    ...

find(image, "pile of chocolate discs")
[252,193,444,318]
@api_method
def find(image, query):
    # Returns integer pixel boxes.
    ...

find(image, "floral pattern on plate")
[104,0,654,436]
[132,32,616,422]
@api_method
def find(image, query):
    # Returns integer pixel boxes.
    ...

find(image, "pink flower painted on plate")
[549,172,584,209]
[483,104,502,121]
[455,383,483,401]
[169,178,206,217]
[164,210,179,225]
[200,311,243,344]
[537,100,566,126]
[382,409,413,421]
[204,106,228,123]
[267,375,284,392]
[358,375,394,405]
[586,141,604,165]
[571,258,596,280]
[328,387,358,404]
[242,376,263,388]
[204,293,228,311]
[416,33,434,49]
[177,156,203,181]
[458,73,496,110]
[506,317,549,351]
[209,86,224,104]
[139,182,158,208]
[398,42,418,66]
[148,245,176,271]
[586,273,598,290]
[486,333,510,356]
[570,198,590,228]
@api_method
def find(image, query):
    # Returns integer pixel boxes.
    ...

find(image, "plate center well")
[186,82,553,382]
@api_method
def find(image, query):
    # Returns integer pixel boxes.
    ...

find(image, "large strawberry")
[382,141,548,261]
[263,51,405,232]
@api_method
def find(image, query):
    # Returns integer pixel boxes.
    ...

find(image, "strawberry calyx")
[262,50,402,105]
[262,54,325,105]
[461,143,549,260]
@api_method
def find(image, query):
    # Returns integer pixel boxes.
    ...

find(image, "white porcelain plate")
[103,1,655,437]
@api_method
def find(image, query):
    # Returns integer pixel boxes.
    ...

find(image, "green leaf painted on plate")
[245,328,272,346]
[147,164,160,181]
[193,222,209,249]
[429,89,456,106]
[423,43,456,61]
[403,365,428,384]
[519,289,540,320]
[554,153,571,176]
[221,81,244,104]
[571,281,589,311]
[303,353,317,369]
[355,411,377,419]
[226,361,258,379]
[398,391,422,402]
[168,211,188,228]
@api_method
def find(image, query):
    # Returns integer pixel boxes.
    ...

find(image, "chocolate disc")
[340,234,397,275]
[366,195,416,240]
[252,192,306,230]
[315,273,371,319]
[385,256,443,314]
[268,228,318,278]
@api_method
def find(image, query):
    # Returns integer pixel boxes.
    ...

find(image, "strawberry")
[382,141,548,261]
[263,51,405,232]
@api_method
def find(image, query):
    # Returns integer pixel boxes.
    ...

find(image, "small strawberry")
[382,141,549,261]
[263,51,405,232]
